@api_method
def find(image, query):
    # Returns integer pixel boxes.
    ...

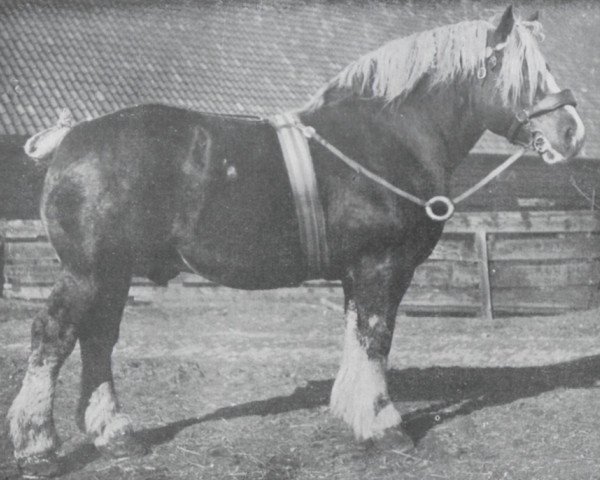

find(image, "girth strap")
[270,112,330,276]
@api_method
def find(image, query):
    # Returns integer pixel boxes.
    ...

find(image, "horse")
[7,6,584,477]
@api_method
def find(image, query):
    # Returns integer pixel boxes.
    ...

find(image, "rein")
[289,121,526,222]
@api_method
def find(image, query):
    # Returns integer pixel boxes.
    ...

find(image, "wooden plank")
[493,286,597,310]
[3,285,53,300]
[488,232,600,260]
[179,272,220,287]
[411,260,479,288]
[445,210,600,233]
[3,262,60,285]
[475,230,493,320]
[490,260,600,288]
[5,242,59,262]
[0,220,47,240]
[492,305,573,316]
[398,304,480,316]
[402,285,480,308]
[428,234,477,261]
[131,277,157,286]
[0,238,4,297]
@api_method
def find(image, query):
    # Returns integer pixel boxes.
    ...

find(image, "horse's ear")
[528,11,540,22]
[493,5,515,46]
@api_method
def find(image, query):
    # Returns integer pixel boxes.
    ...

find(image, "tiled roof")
[1,0,599,157]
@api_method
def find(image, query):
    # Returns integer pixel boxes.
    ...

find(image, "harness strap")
[270,112,330,276]
[286,118,526,222]
[294,123,428,207]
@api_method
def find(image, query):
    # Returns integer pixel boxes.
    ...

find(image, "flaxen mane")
[306,18,548,110]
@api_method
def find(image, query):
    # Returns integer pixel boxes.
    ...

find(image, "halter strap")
[508,89,577,144]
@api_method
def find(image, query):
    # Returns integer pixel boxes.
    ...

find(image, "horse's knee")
[357,313,394,360]
[30,312,78,363]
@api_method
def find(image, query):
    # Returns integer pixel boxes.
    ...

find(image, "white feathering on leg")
[84,382,133,448]
[330,302,400,440]
[7,361,60,458]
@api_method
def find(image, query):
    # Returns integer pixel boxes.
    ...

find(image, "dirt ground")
[2,287,600,480]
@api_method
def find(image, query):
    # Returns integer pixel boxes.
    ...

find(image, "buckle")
[299,125,316,138]
[515,110,529,123]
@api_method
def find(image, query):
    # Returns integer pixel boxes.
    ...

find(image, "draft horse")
[8,6,584,476]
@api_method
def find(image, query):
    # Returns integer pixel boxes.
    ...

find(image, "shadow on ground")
[14,353,600,476]
[135,353,600,446]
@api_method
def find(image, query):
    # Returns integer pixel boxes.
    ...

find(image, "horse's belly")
[178,246,305,289]
[177,231,306,289]
[176,178,307,290]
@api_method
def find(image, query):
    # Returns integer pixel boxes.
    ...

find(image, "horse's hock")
[1,211,599,319]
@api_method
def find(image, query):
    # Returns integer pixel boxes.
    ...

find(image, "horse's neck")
[299,88,486,195]
[391,86,486,170]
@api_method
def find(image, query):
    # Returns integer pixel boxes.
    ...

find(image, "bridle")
[285,85,578,222]
[507,88,577,146]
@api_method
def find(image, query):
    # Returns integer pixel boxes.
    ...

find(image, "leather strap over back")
[270,112,330,276]
[508,89,577,144]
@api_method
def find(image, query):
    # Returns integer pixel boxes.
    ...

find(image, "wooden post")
[0,236,4,298]
[475,230,493,319]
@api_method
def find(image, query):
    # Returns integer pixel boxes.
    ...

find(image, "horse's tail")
[23,108,76,162]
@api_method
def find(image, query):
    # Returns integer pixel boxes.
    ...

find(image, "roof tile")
[0,0,598,157]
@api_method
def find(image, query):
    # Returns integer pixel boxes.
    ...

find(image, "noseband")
[507,88,577,145]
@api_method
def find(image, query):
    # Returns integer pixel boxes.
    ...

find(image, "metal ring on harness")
[425,196,455,222]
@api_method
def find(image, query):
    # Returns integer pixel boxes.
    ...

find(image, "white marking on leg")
[7,360,59,459]
[84,382,133,448]
[330,302,401,440]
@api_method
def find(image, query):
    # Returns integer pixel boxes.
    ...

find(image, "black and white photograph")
[0,0,599,478]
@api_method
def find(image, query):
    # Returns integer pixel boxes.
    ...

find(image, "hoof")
[96,434,148,459]
[16,452,63,478]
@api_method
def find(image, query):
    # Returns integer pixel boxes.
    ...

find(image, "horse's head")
[475,6,585,163]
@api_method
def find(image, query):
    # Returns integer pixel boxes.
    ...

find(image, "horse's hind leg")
[330,251,413,445]
[75,266,145,458]
[7,270,95,476]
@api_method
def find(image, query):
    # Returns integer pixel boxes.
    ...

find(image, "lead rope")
[291,121,526,222]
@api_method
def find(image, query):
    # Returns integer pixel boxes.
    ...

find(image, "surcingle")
[270,112,330,276]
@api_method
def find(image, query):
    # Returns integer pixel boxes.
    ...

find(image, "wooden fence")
[2,211,600,318]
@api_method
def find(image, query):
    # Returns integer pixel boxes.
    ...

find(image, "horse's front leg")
[330,250,413,444]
